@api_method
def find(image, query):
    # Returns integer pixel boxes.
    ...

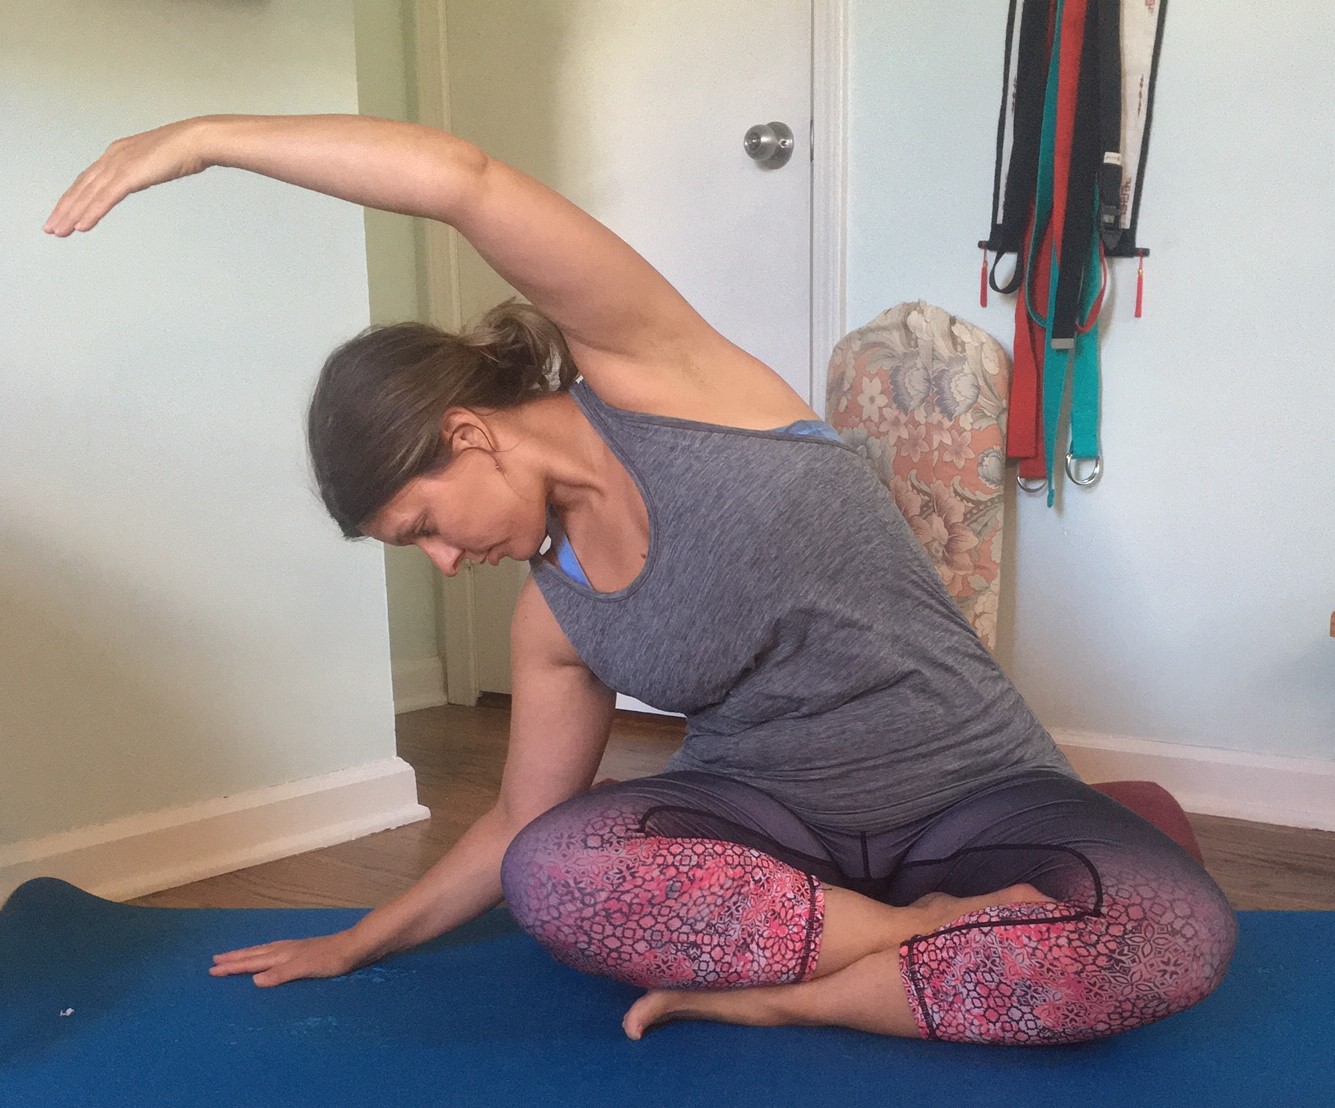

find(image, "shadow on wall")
[0,527,244,847]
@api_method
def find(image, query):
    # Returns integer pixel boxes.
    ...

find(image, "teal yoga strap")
[1025,0,1104,506]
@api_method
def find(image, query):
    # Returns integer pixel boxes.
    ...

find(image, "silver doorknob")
[743,122,795,169]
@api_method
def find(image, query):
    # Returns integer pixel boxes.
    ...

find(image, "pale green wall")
[0,0,396,844]
[354,0,425,327]
[352,0,442,679]
[847,1,1335,759]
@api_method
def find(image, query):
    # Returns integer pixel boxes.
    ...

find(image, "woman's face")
[364,416,548,576]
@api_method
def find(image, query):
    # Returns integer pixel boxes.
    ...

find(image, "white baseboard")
[393,655,447,714]
[610,704,1335,834]
[0,757,431,904]
[1054,730,1335,832]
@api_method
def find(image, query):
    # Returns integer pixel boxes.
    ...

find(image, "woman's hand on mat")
[209,930,365,988]
[44,119,209,236]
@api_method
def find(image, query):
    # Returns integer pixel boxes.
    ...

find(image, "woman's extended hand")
[209,929,366,988]
[44,119,210,237]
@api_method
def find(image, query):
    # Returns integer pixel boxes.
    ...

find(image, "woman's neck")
[499,391,619,518]
[506,391,649,588]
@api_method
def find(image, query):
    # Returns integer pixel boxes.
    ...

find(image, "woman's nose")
[419,538,465,577]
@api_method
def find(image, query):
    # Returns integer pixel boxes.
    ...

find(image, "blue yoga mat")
[0,878,1328,1106]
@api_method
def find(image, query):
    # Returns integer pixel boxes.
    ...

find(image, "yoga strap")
[993,0,1151,497]
[1030,0,1105,501]
[984,0,1053,294]
[1009,265,1044,472]
[1021,0,1063,333]
[1004,0,1063,476]
[1014,0,1065,486]
[1053,229,1105,504]
[1051,0,1102,346]
[1095,0,1125,249]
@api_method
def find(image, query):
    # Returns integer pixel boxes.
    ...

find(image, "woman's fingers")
[209,945,302,983]
[209,956,277,977]
[45,159,125,236]
[46,169,137,235]
[209,941,290,979]
[212,942,278,963]
[68,187,125,234]
[43,120,208,236]
[43,174,99,236]
[208,932,359,986]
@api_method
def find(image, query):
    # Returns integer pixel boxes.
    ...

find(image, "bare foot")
[909,883,1049,933]
[621,883,1051,1041]
[623,990,687,1041]
[624,987,699,1041]
[623,987,783,1041]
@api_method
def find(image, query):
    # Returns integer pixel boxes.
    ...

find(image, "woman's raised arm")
[44,114,719,374]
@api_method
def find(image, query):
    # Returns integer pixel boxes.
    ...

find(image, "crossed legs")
[500,771,1236,1045]
[622,882,1047,1039]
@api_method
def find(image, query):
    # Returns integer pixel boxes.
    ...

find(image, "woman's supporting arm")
[209,578,615,986]
[341,578,618,965]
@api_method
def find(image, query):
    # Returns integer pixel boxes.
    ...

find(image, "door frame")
[413,0,849,705]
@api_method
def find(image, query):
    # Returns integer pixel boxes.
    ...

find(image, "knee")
[499,811,565,933]
[1165,881,1238,1006]
[499,799,630,936]
[1114,874,1238,1015]
[499,819,535,926]
[902,874,1239,1045]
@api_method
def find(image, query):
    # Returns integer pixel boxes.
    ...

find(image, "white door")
[423,0,824,702]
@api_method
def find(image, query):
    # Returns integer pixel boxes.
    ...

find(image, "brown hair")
[308,299,577,537]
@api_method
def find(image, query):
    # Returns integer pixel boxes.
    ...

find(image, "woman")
[46,115,1235,1045]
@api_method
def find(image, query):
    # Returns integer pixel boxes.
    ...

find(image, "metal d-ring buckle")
[1066,452,1103,486]
[1017,473,1047,493]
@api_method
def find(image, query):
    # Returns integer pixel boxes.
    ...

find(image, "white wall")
[352,0,445,711]
[847,2,1335,761]
[0,0,398,846]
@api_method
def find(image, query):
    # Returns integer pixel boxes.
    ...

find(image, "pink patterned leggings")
[500,770,1236,1045]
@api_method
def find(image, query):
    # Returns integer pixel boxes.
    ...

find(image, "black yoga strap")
[986,0,1051,296]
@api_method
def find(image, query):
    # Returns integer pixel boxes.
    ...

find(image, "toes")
[624,991,671,1041]
[623,998,649,1040]
[1000,883,1049,905]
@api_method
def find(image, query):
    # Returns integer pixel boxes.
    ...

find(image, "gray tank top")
[530,381,1074,833]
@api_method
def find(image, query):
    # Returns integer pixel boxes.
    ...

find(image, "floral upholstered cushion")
[826,302,1009,650]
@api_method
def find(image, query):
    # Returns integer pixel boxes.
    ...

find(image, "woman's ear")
[440,407,495,455]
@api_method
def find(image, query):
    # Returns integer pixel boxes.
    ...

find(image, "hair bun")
[464,299,578,401]
[309,302,578,537]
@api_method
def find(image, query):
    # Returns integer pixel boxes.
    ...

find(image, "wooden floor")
[135,702,1335,912]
